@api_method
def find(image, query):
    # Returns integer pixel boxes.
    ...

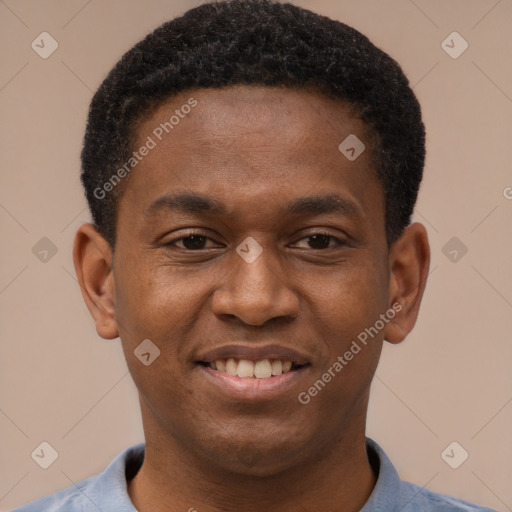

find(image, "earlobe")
[384,222,430,345]
[73,223,119,340]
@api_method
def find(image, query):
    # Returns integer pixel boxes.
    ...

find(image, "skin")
[74,85,430,512]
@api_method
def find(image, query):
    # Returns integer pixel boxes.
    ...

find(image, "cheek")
[298,256,388,404]
[113,260,216,396]
[116,272,195,409]
[309,256,389,344]
[114,258,202,344]
[317,258,388,390]
[298,269,386,425]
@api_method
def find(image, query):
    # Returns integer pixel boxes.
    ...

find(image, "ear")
[384,222,430,344]
[73,223,119,340]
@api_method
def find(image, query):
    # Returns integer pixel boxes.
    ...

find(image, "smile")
[196,344,311,400]
[201,358,305,379]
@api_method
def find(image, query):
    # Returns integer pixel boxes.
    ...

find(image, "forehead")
[137,85,370,153]
[119,85,383,228]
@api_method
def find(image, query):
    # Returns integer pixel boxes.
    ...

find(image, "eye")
[292,233,346,250]
[168,234,219,250]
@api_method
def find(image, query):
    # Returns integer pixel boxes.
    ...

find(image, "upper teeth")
[210,358,293,378]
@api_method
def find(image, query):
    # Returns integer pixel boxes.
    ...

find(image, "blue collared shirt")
[12,438,497,511]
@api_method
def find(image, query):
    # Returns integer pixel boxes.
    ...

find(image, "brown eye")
[178,235,208,250]
[291,232,347,250]
[164,231,224,251]
[307,234,333,249]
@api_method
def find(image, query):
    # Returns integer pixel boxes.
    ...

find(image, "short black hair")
[81,0,425,250]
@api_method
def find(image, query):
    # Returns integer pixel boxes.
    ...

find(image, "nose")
[211,249,299,326]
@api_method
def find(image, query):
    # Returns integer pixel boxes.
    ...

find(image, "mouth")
[195,344,311,400]
[196,344,311,378]
[198,358,308,379]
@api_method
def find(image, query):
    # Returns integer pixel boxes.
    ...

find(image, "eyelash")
[166,232,217,250]
[165,231,347,250]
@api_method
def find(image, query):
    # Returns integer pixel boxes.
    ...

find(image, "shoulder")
[10,443,145,512]
[10,475,98,512]
[364,438,497,512]
[398,480,498,511]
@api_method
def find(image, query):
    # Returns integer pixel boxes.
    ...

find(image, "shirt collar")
[88,437,399,511]
[361,437,402,511]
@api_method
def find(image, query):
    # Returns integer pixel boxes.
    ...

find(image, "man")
[14,0,496,510]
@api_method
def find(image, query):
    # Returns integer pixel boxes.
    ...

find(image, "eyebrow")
[144,193,227,217]
[144,193,360,219]
[287,194,360,218]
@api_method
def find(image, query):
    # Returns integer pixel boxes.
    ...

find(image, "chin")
[198,433,311,478]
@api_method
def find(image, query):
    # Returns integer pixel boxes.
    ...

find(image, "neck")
[128,418,377,512]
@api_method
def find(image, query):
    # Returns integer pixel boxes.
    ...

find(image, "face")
[87,86,398,475]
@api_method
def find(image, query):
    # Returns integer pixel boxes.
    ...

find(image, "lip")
[197,344,311,365]
[199,364,310,401]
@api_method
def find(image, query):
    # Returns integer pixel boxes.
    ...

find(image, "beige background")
[1,0,511,510]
